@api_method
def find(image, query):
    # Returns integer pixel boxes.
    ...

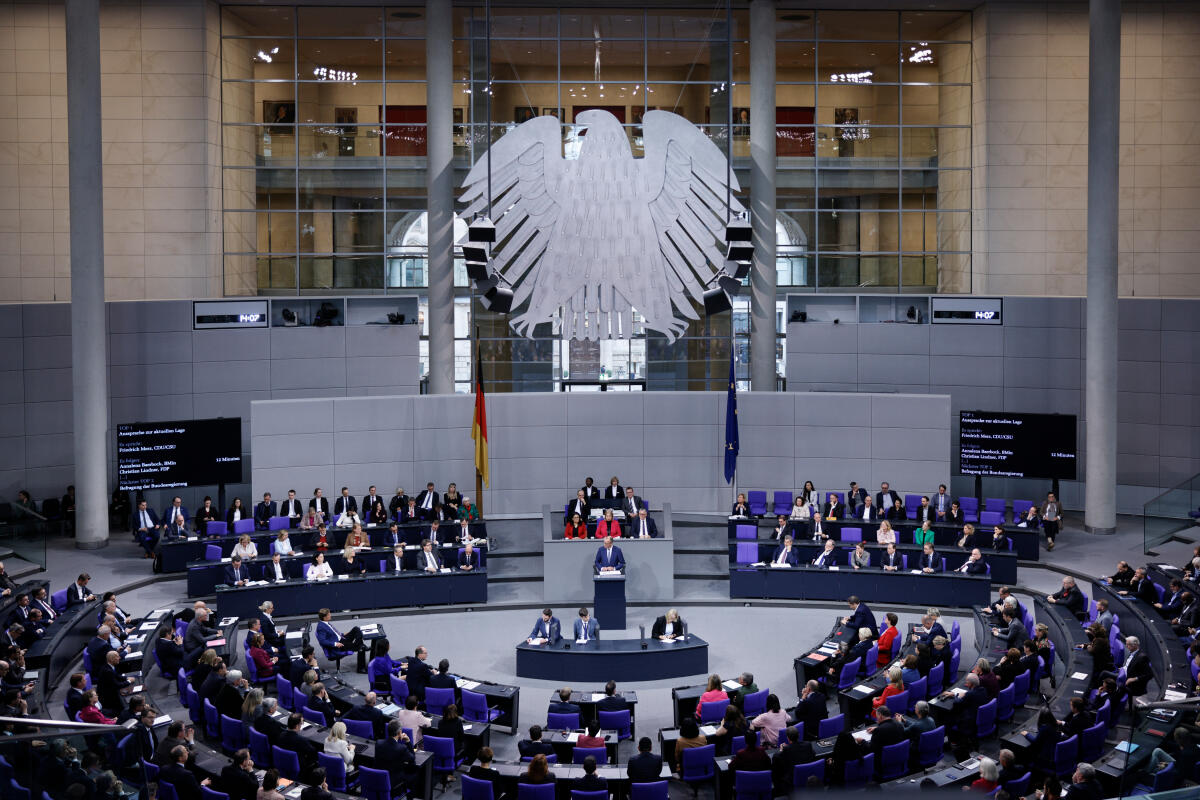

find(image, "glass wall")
[221,6,970,389]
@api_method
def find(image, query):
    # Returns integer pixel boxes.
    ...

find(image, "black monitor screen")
[958,410,1077,480]
[117,418,243,490]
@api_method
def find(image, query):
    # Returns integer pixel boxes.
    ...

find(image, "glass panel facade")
[222,6,970,389]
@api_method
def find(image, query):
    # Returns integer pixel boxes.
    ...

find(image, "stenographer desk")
[214,570,487,618]
[728,565,991,607]
[516,636,708,682]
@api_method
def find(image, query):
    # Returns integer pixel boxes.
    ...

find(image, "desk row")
[728,519,1040,561]
[730,541,1017,584]
[214,570,488,618]
[729,567,991,608]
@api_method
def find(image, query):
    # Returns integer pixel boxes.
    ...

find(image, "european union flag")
[724,351,739,484]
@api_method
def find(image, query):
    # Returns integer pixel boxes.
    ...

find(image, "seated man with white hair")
[216,668,249,719]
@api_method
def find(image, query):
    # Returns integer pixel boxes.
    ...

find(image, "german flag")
[472,356,489,487]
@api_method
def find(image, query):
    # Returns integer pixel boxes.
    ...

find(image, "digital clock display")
[193,300,269,330]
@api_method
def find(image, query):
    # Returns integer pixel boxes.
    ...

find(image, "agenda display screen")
[958,411,1077,480]
[117,418,243,490]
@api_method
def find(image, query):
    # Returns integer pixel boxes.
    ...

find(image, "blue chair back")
[793,760,825,787]
[547,711,580,730]
[244,652,259,683]
[518,784,556,800]
[205,544,223,561]
[1150,762,1180,792]
[184,685,201,724]
[233,518,255,534]
[680,744,716,782]
[917,726,945,767]
[572,746,607,765]
[928,661,944,691]
[741,689,768,717]
[907,676,927,706]
[359,765,392,800]
[220,714,246,752]
[597,709,632,739]
[275,674,294,710]
[317,752,351,792]
[344,718,374,739]
[141,759,159,783]
[425,735,462,773]
[699,698,729,724]
[269,516,289,531]
[8,778,31,800]
[302,706,326,727]
[747,491,767,516]
[735,542,758,565]
[206,520,226,535]
[202,698,219,737]
[817,713,844,738]
[837,658,860,690]
[878,740,910,780]
[771,492,792,515]
[271,747,301,780]
[1003,772,1031,798]
[425,686,456,713]
[983,498,1005,513]
[996,683,1015,722]
[390,675,410,705]
[1052,734,1078,777]
[904,495,921,518]
[863,646,878,673]
[980,511,1003,527]
[248,727,272,766]
[735,525,757,540]
[1078,722,1106,762]
[840,527,862,543]
[630,781,669,800]
[157,784,179,800]
[734,769,772,800]
[1094,699,1111,730]
[844,753,874,785]
[885,689,909,715]
[975,698,997,738]
[1012,500,1034,518]
[461,775,496,800]
[1012,670,1030,706]
[201,787,230,800]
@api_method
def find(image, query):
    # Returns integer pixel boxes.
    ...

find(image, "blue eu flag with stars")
[724,351,739,484]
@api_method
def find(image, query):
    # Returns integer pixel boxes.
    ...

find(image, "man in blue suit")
[594,536,625,573]
[315,607,366,673]
[527,608,562,644]
[224,556,250,587]
[919,543,941,573]
[131,499,161,556]
[574,607,599,641]
[842,596,878,637]
[811,539,837,568]
[254,492,278,530]
[630,508,658,539]
[770,534,799,566]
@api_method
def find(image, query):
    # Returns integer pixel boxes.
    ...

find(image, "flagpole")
[474,324,483,518]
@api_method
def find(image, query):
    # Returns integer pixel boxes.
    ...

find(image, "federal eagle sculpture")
[460,109,744,342]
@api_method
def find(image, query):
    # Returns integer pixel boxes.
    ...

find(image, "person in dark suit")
[596,680,627,711]
[793,680,827,740]
[405,646,433,698]
[155,720,198,768]
[156,627,184,679]
[184,608,219,666]
[216,670,249,720]
[254,493,278,531]
[919,543,941,573]
[1111,636,1153,696]
[131,500,162,556]
[548,687,580,715]
[1156,578,1186,619]
[946,674,989,749]
[333,487,357,518]
[957,548,989,575]
[65,672,88,719]
[415,483,440,520]
[306,682,336,726]
[278,489,304,525]
[622,487,645,519]
[565,490,591,526]
[1122,568,1160,605]
[528,609,562,644]
[847,482,868,509]
[1047,576,1086,617]
[574,608,600,641]
[842,596,878,637]
[811,539,837,568]
[224,556,251,587]
[308,488,330,519]
[577,756,607,792]
[875,483,902,513]
[868,706,907,760]
[881,542,903,571]
[821,494,844,521]
[651,610,685,640]
[468,747,507,800]
[1060,697,1094,739]
[68,572,97,606]
[96,650,130,715]
[946,502,964,525]
[457,543,481,571]
[279,713,320,775]
[416,539,442,573]
[594,537,625,573]
[344,691,391,739]
[627,737,663,783]
[604,477,624,501]
[581,478,600,502]
[1020,710,1062,769]
[771,725,815,793]
[161,745,211,800]
[220,749,260,800]
[255,698,286,744]
[770,535,799,566]
[629,508,658,539]
[853,495,879,522]
[300,769,334,800]
[375,719,417,791]
[518,725,556,758]
[428,658,456,692]
[388,488,410,518]
[913,496,935,525]
[731,493,751,518]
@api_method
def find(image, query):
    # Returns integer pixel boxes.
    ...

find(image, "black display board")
[117,418,242,490]
[958,410,1077,480]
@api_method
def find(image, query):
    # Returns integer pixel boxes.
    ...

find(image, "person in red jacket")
[876,612,900,667]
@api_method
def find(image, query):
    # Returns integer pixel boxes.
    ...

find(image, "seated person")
[307,552,333,581]
[564,513,588,540]
[416,539,442,573]
[731,493,751,518]
[694,674,728,719]
[630,508,657,539]
[811,538,837,568]
[956,523,980,549]
[385,544,405,572]
[519,754,556,785]
[651,609,685,640]
[884,498,906,522]
[771,515,789,541]
[577,720,605,749]
[566,491,590,526]
[224,555,251,587]
[519,725,556,758]
[574,608,599,642]
[458,497,481,521]
[527,609,561,645]
[368,638,404,690]
[308,524,331,552]
[548,687,580,715]
[338,546,366,576]
[919,542,941,573]
[367,500,389,526]
[881,542,903,571]
[315,607,364,657]
[875,520,896,545]
[594,508,621,539]
[957,548,988,575]
[273,531,295,556]
[850,541,870,570]
[457,541,480,571]
[991,526,1010,551]
[770,534,799,566]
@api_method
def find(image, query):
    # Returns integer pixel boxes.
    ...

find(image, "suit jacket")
[184,618,219,659]
[374,737,416,786]
[565,498,591,524]
[576,774,607,791]
[216,683,245,720]
[629,516,658,538]
[847,604,878,637]
[881,550,903,569]
[932,493,952,515]
[428,670,456,690]
[626,752,663,783]
[946,508,964,525]
[594,545,625,572]
[156,636,184,678]
[1160,590,1185,618]
[361,494,383,515]
[160,762,204,800]
[415,490,440,512]
[255,711,286,745]
[913,505,935,524]
[279,728,319,767]
[847,487,868,507]
[596,694,627,712]
[132,506,162,534]
[388,494,410,515]
[772,741,815,789]
[821,501,843,521]
[1123,649,1153,695]
[254,501,277,528]
[651,615,685,638]
[68,581,93,606]
[306,694,335,726]
[875,490,901,511]
[870,718,907,758]
[581,485,600,500]
[605,485,624,500]
[416,549,443,571]
[518,739,556,758]
[467,765,506,800]
[224,564,250,585]
[457,549,480,570]
[96,663,128,712]
[308,497,330,517]
[405,657,433,697]
[1131,577,1159,605]
[1054,586,1085,614]
[333,495,358,516]
[574,618,600,640]
[852,504,879,522]
[811,548,836,568]
[622,496,645,517]
[220,765,260,800]
[793,693,827,738]
[281,498,304,518]
[919,552,941,572]
[529,616,562,643]
[315,620,345,652]
[998,620,1028,649]
[344,702,391,739]
[960,558,988,575]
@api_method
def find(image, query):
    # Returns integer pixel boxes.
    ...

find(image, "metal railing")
[1143,472,1200,554]
[0,503,50,569]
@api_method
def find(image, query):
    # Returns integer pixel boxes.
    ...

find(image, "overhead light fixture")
[461,243,488,263]
[703,286,733,315]
[726,242,753,262]
[468,216,496,243]
[482,285,513,313]
[725,215,751,243]
[465,260,490,282]
[726,260,751,280]
[717,274,743,296]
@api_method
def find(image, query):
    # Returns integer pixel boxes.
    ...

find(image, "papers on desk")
[151,713,172,728]
[151,608,172,617]
[206,638,226,648]
[750,562,766,568]
[699,725,718,737]
[463,723,473,731]
[566,732,581,743]
[591,693,607,702]
[910,569,922,574]
[286,631,302,640]
[126,651,143,661]
[362,623,381,633]
[769,563,791,569]
[827,566,839,571]
[851,729,872,743]
[126,635,145,646]
[948,687,966,698]
[1164,689,1188,702]
[722,680,741,691]
[596,571,624,578]
[337,574,349,580]
[139,621,159,632]
[1115,741,1139,753]
[131,684,145,693]
[220,557,231,563]
[219,617,239,627]
[807,653,828,662]
[456,679,480,690]
[378,703,400,715]
[1070,672,1089,681]
[850,684,874,696]
[1156,564,1176,571]
[285,786,304,799]
[440,567,452,574]
[575,639,588,645]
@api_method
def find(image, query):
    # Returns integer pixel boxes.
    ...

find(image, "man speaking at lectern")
[595,536,626,574]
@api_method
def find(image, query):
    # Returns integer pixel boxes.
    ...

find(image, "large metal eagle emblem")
[460,109,744,341]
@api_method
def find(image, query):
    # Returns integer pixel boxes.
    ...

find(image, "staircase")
[672,517,730,600]
[1144,471,1200,554]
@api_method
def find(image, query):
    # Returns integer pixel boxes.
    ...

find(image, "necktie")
[423,493,432,510]
[142,510,149,528]
[641,520,647,537]
[582,623,588,642]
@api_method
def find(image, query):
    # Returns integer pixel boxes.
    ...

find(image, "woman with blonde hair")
[274,530,294,555]
[875,519,896,545]
[233,533,258,560]
[241,687,265,727]
[324,720,356,765]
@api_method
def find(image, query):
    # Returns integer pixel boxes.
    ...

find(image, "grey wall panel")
[271,359,347,392]
[23,368,71,402]
[869,459,949,493]
[0,371,24,405]
[253,398,333,436]
[796,425,871,458]
[1161,457,1200,487]
[25,400,73,435]
[1118,392,1161,425]
[1000,388,1081,415]
[192,360,272,393]
[192,391,268,421]
[567,394,643,427]
[1118,299,1161,331]
[356,358,420,387]
[858,355,929,386]
[1158,426,1200,459]
[192,329,272,363]
[859,324,929,356]
[0,312,22,338]
[644,392,718,426]
[20,303,71,337]
[110,364,194,398]
[24,335,72,370]
[1162,301,1200,332]
[1161,395,1200,427]
[872,394,952,431]
[109,395,195,425]
[492,424,567,457]
[413,394,473,430]
[109,300,191,333]
[345,326,419,357]
[334,397,414,433]
[941,386,1003,414]
[1003,297,1082,328]
[796,393,873,427]
[642,455,721,487]
[269,327,347,360]
[0,340,24,372]
[24,433,74,468]
[1004,357,1083,389]
[334,429,413,461]
[252,466,335,499]
[0,405,25,438]
[1116,360,1160,393]
[1117,330,1162,362]
[871,427,952,461]
[1005,327,1081,359]
[793,354,860,386]
[735,456,797,490]
[1160,331,1200,363]
[929,326,1004,357]
[641,425,718,458]
[795,457,873,491]
[738,424,796,455]
[109,331,194,366]
[931,356,1002,387]
[247,433,336,470]
[789,323,859,353]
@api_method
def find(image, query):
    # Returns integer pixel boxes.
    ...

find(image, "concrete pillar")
[426,0,455,394]
[749,0,777,391]
[1084,0,1120,535]
[65,0,109,550]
